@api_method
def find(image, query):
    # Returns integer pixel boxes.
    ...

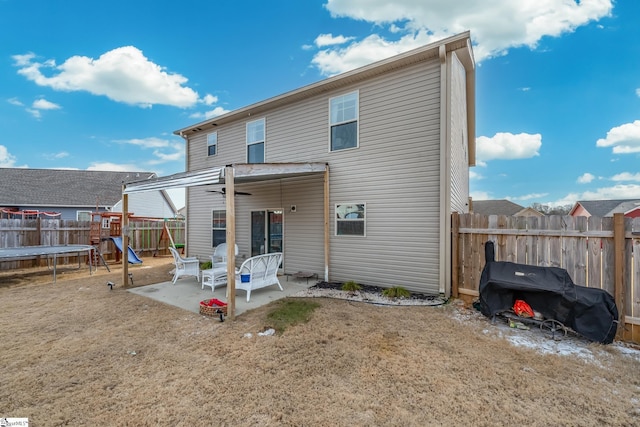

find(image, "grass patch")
[266,299,321,334]
[200,261,212,270]
[341,280,362,292]
[382,286,411,299]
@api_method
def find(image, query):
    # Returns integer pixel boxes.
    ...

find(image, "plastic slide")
[109,237,143,264]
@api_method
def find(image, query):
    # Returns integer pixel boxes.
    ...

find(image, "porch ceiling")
[123,163,328,194]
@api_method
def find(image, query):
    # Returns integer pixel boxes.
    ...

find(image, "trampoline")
[0,245,95,283]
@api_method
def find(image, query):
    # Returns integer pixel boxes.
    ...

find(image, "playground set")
[90,211,184,270]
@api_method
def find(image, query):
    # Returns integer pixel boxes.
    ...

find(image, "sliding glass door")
[251,210,283,257]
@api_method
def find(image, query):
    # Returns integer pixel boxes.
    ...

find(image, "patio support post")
[122,189,129,287]
[613,212,625,338]
[225,166,236,320]
[324,167,330,281]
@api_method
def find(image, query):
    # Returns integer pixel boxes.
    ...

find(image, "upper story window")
[246,118,265,163]
[330,91,358,151]
[207,132,217,156]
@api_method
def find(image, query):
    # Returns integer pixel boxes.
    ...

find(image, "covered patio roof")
[123,163,328,194]
[121,162,329,319]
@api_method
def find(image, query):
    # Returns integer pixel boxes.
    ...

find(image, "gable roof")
[605,200,640,216]
[570,199,640,217]
[0,168,155,208]
[472,200,526,216]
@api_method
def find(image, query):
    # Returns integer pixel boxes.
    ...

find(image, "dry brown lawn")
[1,257,639,426]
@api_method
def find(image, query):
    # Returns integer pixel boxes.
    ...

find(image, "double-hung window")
[330,91,358,151]
[76,210,91,221]
[335,203,366,236]
[246,118,265,163]
[207,132,217,156]
[212,210,226,247]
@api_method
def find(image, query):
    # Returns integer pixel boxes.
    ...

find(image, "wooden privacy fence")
[0,218,185,270]
[452,212,640,343]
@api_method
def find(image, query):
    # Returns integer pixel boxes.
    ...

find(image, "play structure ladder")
[92,245,110,272]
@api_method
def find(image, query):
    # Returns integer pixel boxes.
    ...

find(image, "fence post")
[614,213,625,337]
[451,212,460,298]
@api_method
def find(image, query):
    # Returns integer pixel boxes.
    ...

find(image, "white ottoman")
[201,267,228,292]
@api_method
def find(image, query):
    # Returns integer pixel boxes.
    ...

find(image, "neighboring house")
[570,199,640,218]
[0,168,177,220]
[471,199,543,217]
[124,31,475,296]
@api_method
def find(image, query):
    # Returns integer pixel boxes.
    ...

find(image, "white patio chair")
[211,243,238,269]
[169,247,200,284]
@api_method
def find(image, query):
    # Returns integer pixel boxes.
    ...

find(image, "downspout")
[438,43,452,296]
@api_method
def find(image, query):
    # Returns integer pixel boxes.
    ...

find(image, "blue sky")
[1,0,639,210]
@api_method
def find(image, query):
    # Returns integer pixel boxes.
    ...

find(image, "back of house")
[172,32,475,295]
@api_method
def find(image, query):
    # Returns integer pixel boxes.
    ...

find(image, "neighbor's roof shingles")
[472,200,526,216]
[0,168,155,208]
[574,199,640,217]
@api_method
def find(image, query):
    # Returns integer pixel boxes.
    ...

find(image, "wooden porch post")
[451,212,460,298]
[323,167,330,282]
[122,190,129,287]
[613,213,625,338]
[225,166,236,320]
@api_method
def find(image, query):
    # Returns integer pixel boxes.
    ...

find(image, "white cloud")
[201,94,218,106]
[611,172,640,182]
[12,46,202,108]
[7,97,24,106]
[116,137,171,149]
[114,137,185,165]
[32,98,61,110]
[470,190,491,200]
[148,149,183,164]
[0,145,17,167]
[26,108,41,119]
[314,33,356,47]
[189,106,231,120]
[596,120,640,154]
[312,31,438,76]
[636,88,640,97]
[476,132,541,162]
[43,151,69,160]
[577,172,595,184]
[554,184,640,206]
[86,162,140,172]
[469,170,483,180]
[312,0,612,75]
[510,193,549,201]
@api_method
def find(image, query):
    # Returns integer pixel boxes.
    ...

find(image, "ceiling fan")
[206,187,252,196]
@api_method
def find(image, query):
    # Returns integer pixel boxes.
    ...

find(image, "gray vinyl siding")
[185,58,445,294]
[450,52,470,213]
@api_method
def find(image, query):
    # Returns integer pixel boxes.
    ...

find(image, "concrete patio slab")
[128,275,315,317]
